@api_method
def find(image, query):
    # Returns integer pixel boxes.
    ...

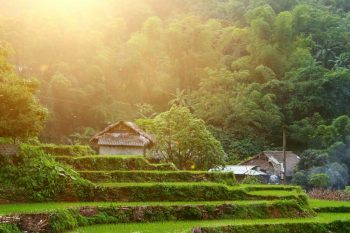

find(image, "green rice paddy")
[69,213,350,233]
[0,200,273,215]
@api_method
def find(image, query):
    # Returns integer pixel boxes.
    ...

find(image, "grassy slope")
[2,198,345,215]
[248,190,299,196]
[98,182,233,187]
[0,185,307,215]
[309,199,350,208]
[0,200,275,215]
[70,213,350,233]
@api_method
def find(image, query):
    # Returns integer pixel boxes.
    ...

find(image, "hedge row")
[314,206,350,213]
[90,183,246,202]
[79,171,237,185]
[32,145,95,156]
[58,183,308,202]
[55,155,178,171]
[0,224,21,233]
[8,200,313,233]
[199,220,350,233]
[243,185,301,193]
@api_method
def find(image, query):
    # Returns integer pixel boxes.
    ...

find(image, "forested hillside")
[1,0,350,185]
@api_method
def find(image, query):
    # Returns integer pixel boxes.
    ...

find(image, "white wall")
[99,146,144,155]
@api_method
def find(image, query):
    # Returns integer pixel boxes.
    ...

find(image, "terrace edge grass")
[32,145,95,157]
[85,183,307,202]
[0,224,21,233]
[199,220,350,233]
[54,155,178,171]
[70,213,350,233]
[1,200,313,233]
[79,170,237,185]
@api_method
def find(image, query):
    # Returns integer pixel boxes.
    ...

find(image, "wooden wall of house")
[99,145,144,156]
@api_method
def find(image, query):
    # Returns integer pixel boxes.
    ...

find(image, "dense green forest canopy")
[1,0,350,183]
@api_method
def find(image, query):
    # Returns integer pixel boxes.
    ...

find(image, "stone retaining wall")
[0,144,18,156]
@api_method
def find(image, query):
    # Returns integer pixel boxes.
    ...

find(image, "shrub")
[55,155,178,171]
[0,224,21,233]
[0,144,93,201]
[12,201,313,232]
[33,144,95,156]
[241,176,262,185]
[89,183,247,202]
[79,171,237,185]
[177,206,203,220]
[49,209,78,233]
[86,184,305,202]
[308,173,332,189]
[292,171,309,188]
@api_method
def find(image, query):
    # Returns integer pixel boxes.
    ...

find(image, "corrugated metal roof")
[209,165,267,176]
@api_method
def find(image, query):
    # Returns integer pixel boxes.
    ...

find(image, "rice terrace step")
[0,199,315,233]
[78,170,236,185]
[69,213,350,233]
[54,155,178,171]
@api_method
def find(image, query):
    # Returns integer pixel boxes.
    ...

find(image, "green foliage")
[79,170,236,185]
[137,106,225,170]
[1,0,350,188]
[292,171,309,188]
[50,209,79,233]
[0,47,47,140]
[34,144,95,156]
[3,200,313,233]
[0,224,21,233]
[91,183,248,202]
[241,176,263,185]
[191,69,282,160]
[309,173,332,189]
[55,155,177,171]
[0,144,92,201]
[1,1,350,174]
[297,150,328,171]
[200,220,350,233]
[86,183,306,202]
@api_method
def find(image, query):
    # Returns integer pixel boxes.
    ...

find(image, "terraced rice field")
[69,213,350,233]
[1,155,349,233]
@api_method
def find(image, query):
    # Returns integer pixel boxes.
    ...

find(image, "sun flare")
[33,0,101,13]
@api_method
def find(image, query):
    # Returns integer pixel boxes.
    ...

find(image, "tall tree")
[137,106,225,170]
[0,46,47,141]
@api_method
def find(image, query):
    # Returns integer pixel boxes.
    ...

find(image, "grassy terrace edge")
[0,200,314,233]
[83,183,305,202]
[78,170,236,185]
[70,213,350,233]
[54,155,178,171]
[1,198,346,215]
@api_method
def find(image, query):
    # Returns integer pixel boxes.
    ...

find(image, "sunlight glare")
[35,0,100,13]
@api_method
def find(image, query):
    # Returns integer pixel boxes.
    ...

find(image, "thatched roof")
[240,151,300,177]
[90,121,155,147]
